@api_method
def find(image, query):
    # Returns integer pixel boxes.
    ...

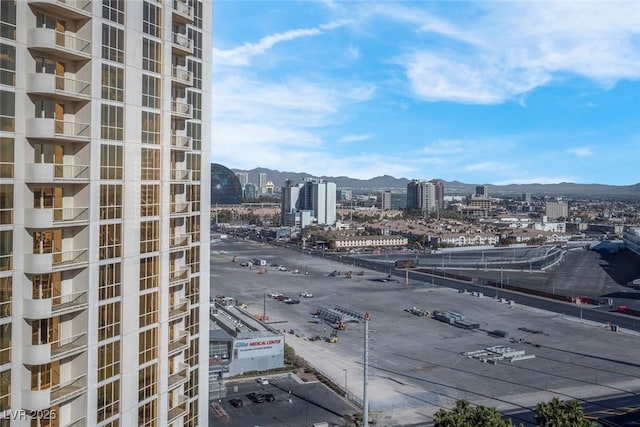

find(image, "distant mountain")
[230,167,640,199]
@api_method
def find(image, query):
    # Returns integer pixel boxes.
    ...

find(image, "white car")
[267,291,282,298]
[256,377,269,385]
[299,291,314,298]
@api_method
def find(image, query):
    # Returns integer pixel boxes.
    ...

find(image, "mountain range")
[231,167,640,199]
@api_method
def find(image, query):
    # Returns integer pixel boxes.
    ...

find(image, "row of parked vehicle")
[267,290,313,304]
[229,392,275,407]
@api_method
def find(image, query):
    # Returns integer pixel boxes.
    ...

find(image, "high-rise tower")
[1,1,211,425]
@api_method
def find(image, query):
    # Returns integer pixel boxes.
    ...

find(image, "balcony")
[23,290,88,319]
[167,394,188,424]
[28,28,91,61]
[171,133,192,151]
[170,202,190,217]
[27,0,92,20]
[170,234,190,251]
[52,375,87,406]
[169,299,189,321]
[25,207,89,228]
[26,117,90,142]
[169,266,190,285]
[172,0,193,24]
[172,33,193,56]
[171,66,193,87]
[27,73,91,102]
[171,169,191,182]
[22,332,88,365]
[171,100,192,119]
[168,363,188,389]
[25,163,90,183]
[168,331,189,355]
[24,248,89,274]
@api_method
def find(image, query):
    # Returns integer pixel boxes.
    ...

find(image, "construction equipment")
[328,330,338,343]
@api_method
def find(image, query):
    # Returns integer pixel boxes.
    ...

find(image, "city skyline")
[212,1,640,186]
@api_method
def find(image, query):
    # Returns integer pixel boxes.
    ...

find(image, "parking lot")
[211,239,640,426]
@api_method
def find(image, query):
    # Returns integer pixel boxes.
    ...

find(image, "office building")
[475,185,489,198]
[1,1,211,426]
[378,191,391,210]
[234,171,248,188]
[281,178,336,228]
[258,172,267,195]
[545,201,569,220]
[430,179,444,211]
[406,180,436,216]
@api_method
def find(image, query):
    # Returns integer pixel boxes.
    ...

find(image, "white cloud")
[492,176,575,185]
[466,162,510,172]
[396,1,640,104]
[213,20,351,66]
[565,147,594,157]
[339,134,374,143]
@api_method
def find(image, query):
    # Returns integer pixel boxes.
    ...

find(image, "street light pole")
[343,368,348,397]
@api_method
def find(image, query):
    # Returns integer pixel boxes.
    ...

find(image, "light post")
[343,368,348,397]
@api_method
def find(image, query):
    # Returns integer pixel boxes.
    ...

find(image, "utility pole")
[363,312,371,427]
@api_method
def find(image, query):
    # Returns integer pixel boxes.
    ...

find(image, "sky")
[211,1,640,186]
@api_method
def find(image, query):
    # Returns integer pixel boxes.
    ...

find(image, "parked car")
[247,392,265,403]
[274,295,285,301]
[285,298,300,305]
[256,377,269,385]
[229,398,243,408]
[262,393,275,402]
[267,291,282,298]
[300,291,313,298]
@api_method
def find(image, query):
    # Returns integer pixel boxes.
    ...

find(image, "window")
[185,338,198,367]
[139,291,158,328]
[141,184,159,217]
[142,38,160,73]
[186,276,199,305]
[0,276,10,318]
[97,380,120,422]
[0,90,14,131]
[98,341,121,381]
[186,246,200,273]
[100,144,123,180]
[0,323,10,365]
[139,328,158,365]
[141,111,160,144]
[189,28,202,59]
[0,44,14,86]
[140,256,158,291]
[185,368,199,398]
[141,148,160,180]
[102,0,125,25]
[143,2,161,38]
[0,230,11,271]
[186,214,200,243]
[30,363,51,390]
[187,91,201,120]
[185,400,199,427]
[187,306,199,336]
[0,184,12,225]
[187,122,201,151]
[99,262,121,300]
[101,104,123,140]
[138,399,157,427]
[138,364,157,401]
[0,137,13,178]
[141,75,160,109]
[140,220,159,253]
[0,369,9,412]
[187,184,200,212]
[187,153,201,181]
[100,184,122,220]
[98,301,121,341]
[99,223,122,259]
[0,0,16,40]
[188,59,201,89]
[101,64,124,101]
[193,0,202,29]
[102,24,124,63]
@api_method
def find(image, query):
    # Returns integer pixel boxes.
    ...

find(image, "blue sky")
[212,1,640,186]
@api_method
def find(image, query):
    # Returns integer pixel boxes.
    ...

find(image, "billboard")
[234,336,284,359]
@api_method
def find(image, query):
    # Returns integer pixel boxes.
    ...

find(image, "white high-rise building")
[235,171,248,188]
[0,1,211,426]
[407,180,436,216]
[281,179,336,227]
[258,172,267,194]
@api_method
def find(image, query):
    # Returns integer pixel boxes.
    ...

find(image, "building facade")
[430,180,444,211]
[281,179,336,228]
[406,180,436,216]
[545,201,569,220]
[1,1,211,426]
[378,191,391,211]
[258,172,267,195]
[234,171,248,189]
